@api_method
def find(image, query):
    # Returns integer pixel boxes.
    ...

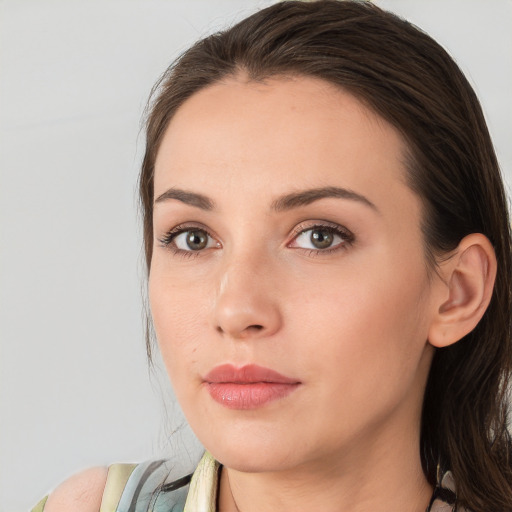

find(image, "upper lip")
[204,364,300,384]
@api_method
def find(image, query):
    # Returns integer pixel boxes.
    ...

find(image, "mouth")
[203,364,301,410]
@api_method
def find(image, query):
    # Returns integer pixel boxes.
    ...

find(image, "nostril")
[216,324,264,335]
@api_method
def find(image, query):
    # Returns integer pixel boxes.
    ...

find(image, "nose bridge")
[213,245,281,339]
[218,246,265,293]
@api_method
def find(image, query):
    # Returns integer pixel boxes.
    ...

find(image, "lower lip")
[206,382,300,410]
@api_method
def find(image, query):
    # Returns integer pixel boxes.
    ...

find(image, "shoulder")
[44,467,108,512]
[38,458,195,512]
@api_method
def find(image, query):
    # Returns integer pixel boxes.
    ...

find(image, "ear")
[428,233,497,348]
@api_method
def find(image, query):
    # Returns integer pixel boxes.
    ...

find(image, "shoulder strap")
[99,463,137,512]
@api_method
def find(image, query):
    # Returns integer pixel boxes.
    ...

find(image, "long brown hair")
[139,1,512,509]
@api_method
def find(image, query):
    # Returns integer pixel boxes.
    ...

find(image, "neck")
[218,414,432,512]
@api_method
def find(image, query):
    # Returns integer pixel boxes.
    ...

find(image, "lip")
[203,364,301,410]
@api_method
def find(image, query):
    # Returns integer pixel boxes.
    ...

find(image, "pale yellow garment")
[99,463,137,512]
[184,452,219,512]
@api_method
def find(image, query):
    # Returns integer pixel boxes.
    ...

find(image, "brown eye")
[185,230,209,250]
[310,229,334,249]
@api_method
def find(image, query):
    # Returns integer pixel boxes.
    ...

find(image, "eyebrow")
[154,186,378,213]
[154,188,214,210]
[271,186,378,212]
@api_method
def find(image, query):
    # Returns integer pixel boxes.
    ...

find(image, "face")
[149,75,438,474]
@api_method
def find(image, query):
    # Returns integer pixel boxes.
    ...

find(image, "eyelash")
[157,221,355,258]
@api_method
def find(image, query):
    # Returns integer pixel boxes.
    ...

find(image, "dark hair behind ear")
[140,2,512,510]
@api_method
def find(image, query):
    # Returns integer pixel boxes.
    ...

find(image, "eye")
[159,226,219,252]
[289,224,354,252]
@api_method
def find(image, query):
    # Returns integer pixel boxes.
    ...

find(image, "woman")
[38,1,512,511]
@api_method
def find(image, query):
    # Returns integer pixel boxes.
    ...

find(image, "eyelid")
[289,220,347,237]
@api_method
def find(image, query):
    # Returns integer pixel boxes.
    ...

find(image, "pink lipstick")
[203,364,301,410]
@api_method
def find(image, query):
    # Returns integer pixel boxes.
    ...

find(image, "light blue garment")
[115,459,191,512]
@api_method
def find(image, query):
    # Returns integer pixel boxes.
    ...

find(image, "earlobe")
[428,233,497,348]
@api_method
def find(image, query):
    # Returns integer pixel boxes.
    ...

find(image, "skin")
[44,467,107,511]
[149,75,442,512]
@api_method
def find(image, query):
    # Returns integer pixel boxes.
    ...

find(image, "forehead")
[154,75,413,215]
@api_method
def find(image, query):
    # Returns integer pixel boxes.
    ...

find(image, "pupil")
[186,230,208,250]
[311,229,333,249]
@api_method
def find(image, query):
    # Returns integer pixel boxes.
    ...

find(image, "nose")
[213,254,282,340]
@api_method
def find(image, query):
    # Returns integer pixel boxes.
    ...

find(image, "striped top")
[32,452,466,512]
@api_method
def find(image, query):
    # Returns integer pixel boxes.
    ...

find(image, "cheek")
[285,256,432,392]
[296,279,430,446]
[148,266,210,382]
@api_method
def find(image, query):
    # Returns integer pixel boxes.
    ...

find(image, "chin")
[201,429,304,473]
[215,449,296,474]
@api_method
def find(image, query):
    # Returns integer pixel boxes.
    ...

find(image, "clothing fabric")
[32,451,466,511]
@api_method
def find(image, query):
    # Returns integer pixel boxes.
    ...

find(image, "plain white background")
[1,1,511,510]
